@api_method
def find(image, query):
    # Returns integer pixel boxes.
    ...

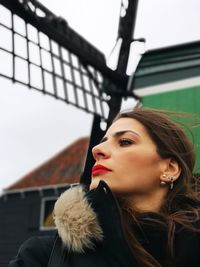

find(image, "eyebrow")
[100,130,140,143]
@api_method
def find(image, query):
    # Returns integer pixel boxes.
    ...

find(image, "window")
[40,197,57,230]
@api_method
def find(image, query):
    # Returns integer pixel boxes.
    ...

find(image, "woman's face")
[90,118,169,196]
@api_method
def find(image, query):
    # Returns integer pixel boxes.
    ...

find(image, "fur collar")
[53,185,103,253]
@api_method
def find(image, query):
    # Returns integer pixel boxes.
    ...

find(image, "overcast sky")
[0,0,200,192]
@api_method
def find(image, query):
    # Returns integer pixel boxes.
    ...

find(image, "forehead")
[106,118,148,137]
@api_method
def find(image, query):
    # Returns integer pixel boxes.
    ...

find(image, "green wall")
[142,85,200,172]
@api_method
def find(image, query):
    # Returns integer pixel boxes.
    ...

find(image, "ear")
[160,158,181,183]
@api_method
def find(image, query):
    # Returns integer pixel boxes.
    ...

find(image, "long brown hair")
[114,107,200,267]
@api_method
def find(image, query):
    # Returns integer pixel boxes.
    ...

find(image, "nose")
[92,142,110,161]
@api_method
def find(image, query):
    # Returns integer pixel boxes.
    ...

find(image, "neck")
[125,188,167,213]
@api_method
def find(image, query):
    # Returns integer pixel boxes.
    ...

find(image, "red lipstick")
[92,164,111,176]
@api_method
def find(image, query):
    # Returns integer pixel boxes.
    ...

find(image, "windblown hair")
[114,107,200,267]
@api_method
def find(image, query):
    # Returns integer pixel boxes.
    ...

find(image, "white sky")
[0,0,200,192]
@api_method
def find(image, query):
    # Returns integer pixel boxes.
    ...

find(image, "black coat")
[10,181,200,267]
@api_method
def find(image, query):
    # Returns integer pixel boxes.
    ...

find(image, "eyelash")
[119,138,134,146]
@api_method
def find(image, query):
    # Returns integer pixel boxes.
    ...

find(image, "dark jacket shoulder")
[9,236,54,267]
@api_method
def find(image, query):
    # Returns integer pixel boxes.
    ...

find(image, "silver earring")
[170,177,174,190]
[162,174,174,190]
[160,181,166,186]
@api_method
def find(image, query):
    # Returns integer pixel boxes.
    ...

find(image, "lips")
[92,164,111,176]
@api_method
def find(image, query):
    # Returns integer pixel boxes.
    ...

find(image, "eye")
[119,138,134,146]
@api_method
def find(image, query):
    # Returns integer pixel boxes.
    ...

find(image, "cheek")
[122,150,159,167]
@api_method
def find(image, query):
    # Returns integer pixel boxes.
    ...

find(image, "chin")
[90,175,114,190]
[89,178,101,190]
[90,177,116,193]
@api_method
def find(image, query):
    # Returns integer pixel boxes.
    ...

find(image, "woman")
[10,108,200,267]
